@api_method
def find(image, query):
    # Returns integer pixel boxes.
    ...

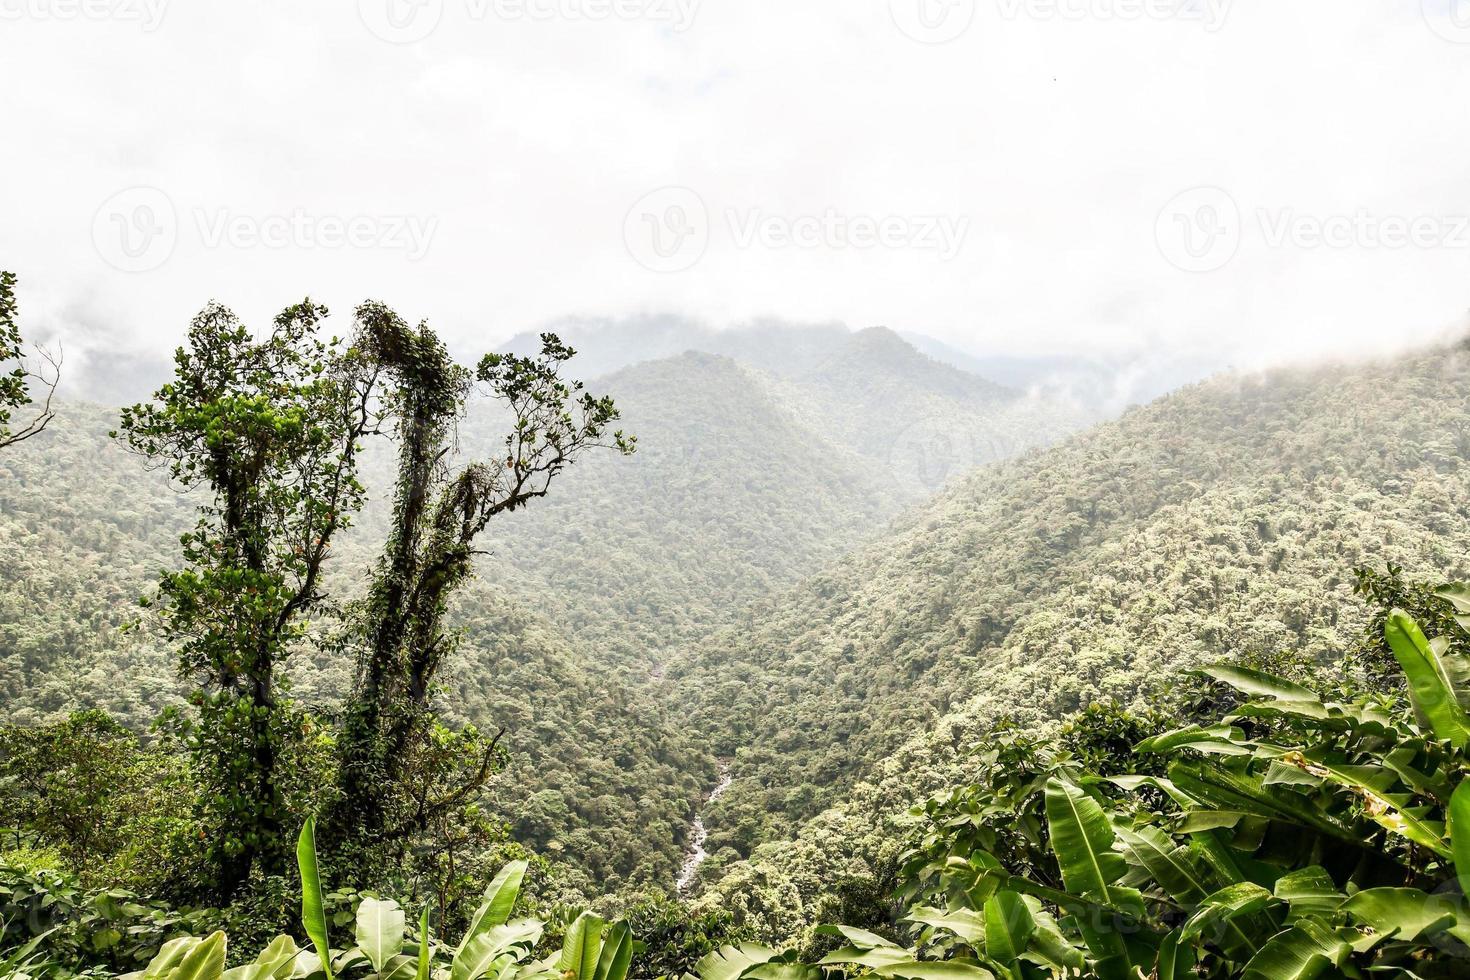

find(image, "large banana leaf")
[982,890,1033,965]
[297,819,334,980]
[221,935,300,980]
[1115,825,1210,906]
[695,945,780,980]
[1272,867,1342,923]
[356,897,406,973]
[1179,882,1275,943]
[1041,779,1131,907]
[451,920,541,980]
[1452,779,1470,897]
[1279,752,1450,856]
[1154,930,1196,980]
[1239,918,1350,980]
[1342,888,1459,945]
[556,913,607,980]
[867,961,995,980]
[1168,762,1359,845]
[416,906,432,980]
[1385,609,1470,747]
[592,922,633,980]
[1196,664,1319,702]
[172,931,228,980]
[1435,583,1470,636]
[458,862,528,957]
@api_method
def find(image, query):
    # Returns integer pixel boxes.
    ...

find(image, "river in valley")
[676,760,733,897]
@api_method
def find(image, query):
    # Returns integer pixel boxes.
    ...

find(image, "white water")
[676,761,732,897]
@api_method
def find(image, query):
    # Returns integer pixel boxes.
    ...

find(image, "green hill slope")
[674,341,1470,884]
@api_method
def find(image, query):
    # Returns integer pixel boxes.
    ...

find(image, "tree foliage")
[0,271,59,450]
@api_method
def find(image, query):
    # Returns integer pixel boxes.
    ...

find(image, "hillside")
[673,340,1470,894]
[0,329,1077,892]
[0,402,712,891]
[474,351,902,674]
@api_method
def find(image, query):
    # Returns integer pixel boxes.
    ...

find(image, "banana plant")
[123,822,635,980]
[696,599,1470,980]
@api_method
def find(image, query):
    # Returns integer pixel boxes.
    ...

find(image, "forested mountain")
[0,401,712,890]
[674,340,1470,926]
[0,326,1078,894]
[470,351,900,675]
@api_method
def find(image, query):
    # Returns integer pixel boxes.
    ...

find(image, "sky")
[3,0,1470,391]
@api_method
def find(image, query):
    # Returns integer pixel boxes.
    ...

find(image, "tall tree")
[0,271,60,450]
[116,301,379,893]
[332,303,633,854]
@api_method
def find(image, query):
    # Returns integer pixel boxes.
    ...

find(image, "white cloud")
[2,0,1468,381]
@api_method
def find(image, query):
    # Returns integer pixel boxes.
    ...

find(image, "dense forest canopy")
[6,284,1470,979]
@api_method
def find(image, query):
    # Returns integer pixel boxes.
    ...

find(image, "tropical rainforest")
[5,267,1470,979]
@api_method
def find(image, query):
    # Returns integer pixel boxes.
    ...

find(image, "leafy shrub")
[699,592,1470,979]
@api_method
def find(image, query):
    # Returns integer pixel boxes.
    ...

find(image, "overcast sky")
[3,0,1470,388]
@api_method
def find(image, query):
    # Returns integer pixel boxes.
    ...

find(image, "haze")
[3,0,1469,394]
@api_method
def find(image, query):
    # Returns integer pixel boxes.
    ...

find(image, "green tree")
[332,306,633,858]
[116,300,379,894]
[0,271,59,450]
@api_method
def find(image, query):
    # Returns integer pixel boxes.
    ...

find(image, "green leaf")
[556,912,606,980]
[592,922,633,980]
[1180,882,1275,943]
[1453,779,1470,898]
[818,947,914,970]
[696,945,780,980]
[140,936,199,979]
[1385,609,1470,747]
[1042,779,1130,905]
[1196,664,1319,701]
[416,906,432,980]
[1239,918,1349,980]
[223,935,299,980]
[814,924,898,949]
[297,819,334,980]
[1342,888,1458,943]
[1155,930,1196,980]
[458,862,527,957]
[356,897,406,973]
[172,931,228,980]
[982,891,1033,964]
[451,920,541,980]
[871,961,995,980]
[1116,825,1210,906]
[1273,867,1342,922]
[905,907,987,946]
